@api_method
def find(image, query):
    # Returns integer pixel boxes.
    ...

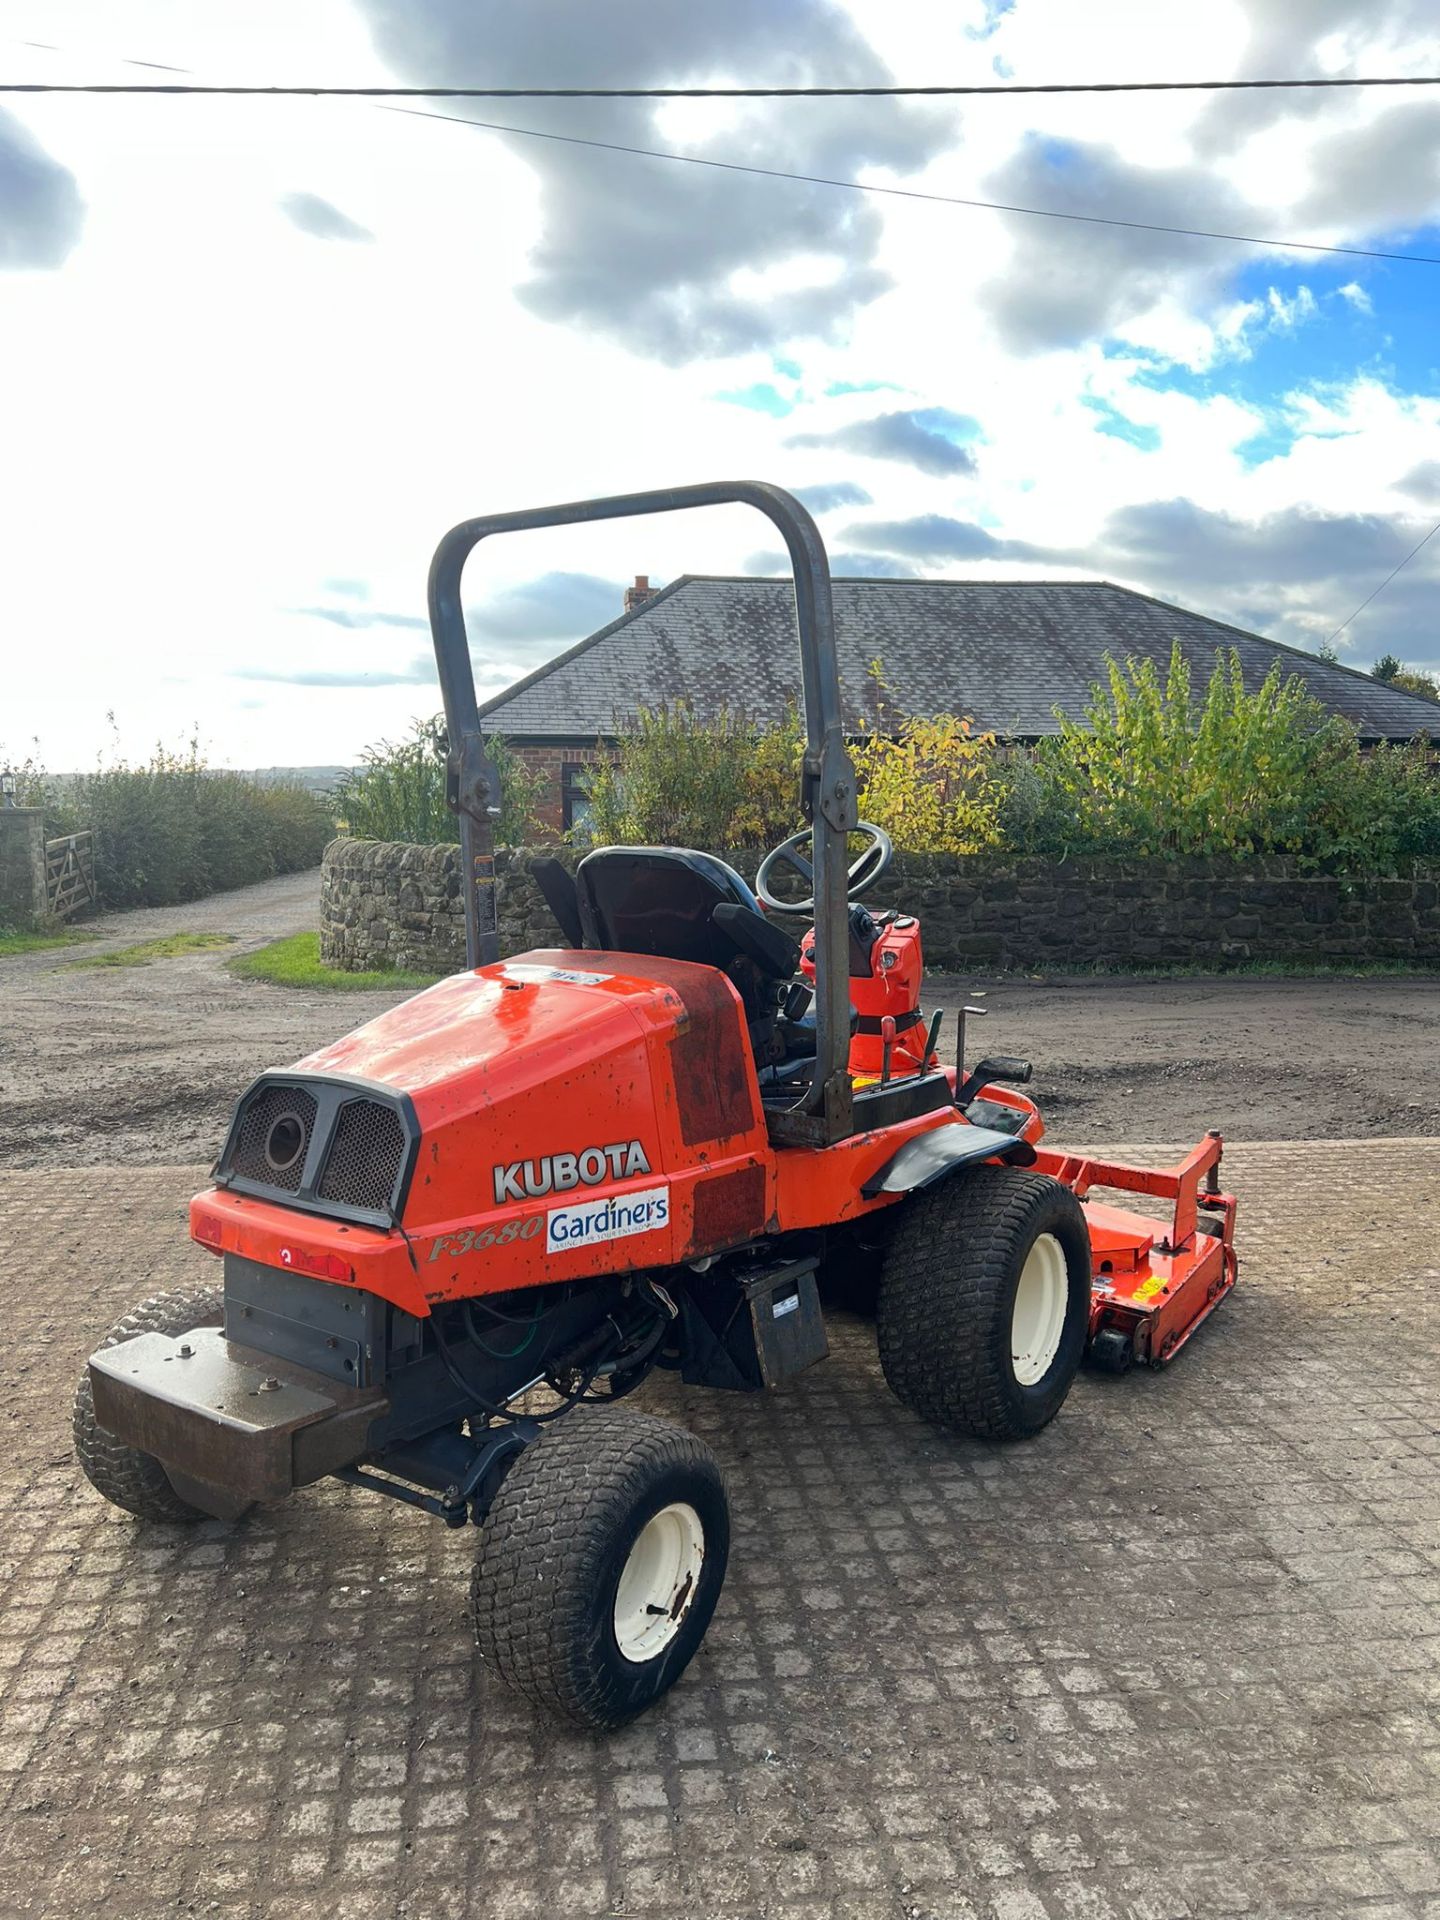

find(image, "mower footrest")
[89,1327,384,1505]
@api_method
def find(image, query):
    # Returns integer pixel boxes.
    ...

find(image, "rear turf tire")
[72,1285,229,1522]
[469,1406,730,1730]
[877,1166,1091,1439]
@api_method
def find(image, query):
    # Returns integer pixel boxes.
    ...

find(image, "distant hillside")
[49,765,356,794]
[232,766,356,794]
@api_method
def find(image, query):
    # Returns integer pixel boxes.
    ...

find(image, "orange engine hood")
[291,950,769,1246]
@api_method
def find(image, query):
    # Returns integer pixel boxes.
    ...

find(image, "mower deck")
[1042,1133,1238,1369]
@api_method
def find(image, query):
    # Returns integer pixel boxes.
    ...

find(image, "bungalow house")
[477,575,1439,835]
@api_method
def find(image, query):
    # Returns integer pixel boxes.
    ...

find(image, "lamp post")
[0,770,15,809]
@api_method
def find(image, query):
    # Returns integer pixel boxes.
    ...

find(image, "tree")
[1370,654,1440,704]
[850,711,1003,855]
[583,702,803,849]
[335,716,541,844]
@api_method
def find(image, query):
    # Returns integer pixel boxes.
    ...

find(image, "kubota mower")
[74,482,1237,1730]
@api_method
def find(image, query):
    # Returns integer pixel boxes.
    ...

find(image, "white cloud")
[3,0,1439,771]
[1265,285,1318,332]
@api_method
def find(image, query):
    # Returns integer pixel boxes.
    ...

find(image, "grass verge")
[228,931,442,992]
[72,931,236,969]
[0,926,100,958]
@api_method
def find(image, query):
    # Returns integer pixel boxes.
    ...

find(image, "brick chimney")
[624,574,657,615]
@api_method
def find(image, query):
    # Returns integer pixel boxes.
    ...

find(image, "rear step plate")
[90,1328,380,1504]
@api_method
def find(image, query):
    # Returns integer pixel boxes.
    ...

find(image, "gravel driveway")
[0,871,407,1168]
[3,870,1439,1168]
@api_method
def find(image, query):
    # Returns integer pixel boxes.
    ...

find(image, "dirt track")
[2,870,1438,1169]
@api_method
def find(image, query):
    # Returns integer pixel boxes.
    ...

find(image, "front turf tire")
[877,1166,1091,1440]
[72,1284,228,1522]
[469,1406,730,1731]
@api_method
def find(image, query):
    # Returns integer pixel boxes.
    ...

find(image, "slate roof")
[478,576,1438,743]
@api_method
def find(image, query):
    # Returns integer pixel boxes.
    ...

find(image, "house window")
[562,763,592,837]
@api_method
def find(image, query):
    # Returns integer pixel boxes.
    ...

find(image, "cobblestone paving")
[1,1143,1438,1920]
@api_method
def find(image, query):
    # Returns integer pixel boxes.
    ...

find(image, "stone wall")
[319,836,1440,974]
[319,838,467,973]
[0,808,46,928]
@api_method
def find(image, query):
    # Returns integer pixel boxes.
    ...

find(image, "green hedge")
[582,646,1440,876]
[38,752,333,909]
[333,716,540,846]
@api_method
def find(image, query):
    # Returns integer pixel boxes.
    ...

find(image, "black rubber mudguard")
[861,1122,1035,1198]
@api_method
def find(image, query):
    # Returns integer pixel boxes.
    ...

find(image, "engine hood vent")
[215,1072,420,1228]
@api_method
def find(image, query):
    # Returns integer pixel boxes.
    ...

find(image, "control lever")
[922,1009,944,1066]
[880,1015,896,1085]
[956,1054,1034,1110]
[956,1004,987,1081]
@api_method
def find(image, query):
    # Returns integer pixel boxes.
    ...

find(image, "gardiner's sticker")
[772,1293,801,1319]
[546,1185,670,1254]
[1133,1274,1168,1302]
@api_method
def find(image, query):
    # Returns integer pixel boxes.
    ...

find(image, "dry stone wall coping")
[319,836,1440,974]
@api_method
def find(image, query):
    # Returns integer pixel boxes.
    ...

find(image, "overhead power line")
[11,42,1438,267]
[4,74,1440,99]
[1326,519,1440,647]
[379,104,1440,268]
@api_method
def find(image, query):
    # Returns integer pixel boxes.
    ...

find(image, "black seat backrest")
[577,846,770,972]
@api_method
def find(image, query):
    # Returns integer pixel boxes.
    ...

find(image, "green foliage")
[0,926,99,957]
[296,645,1440,879]
[0,743,71,839]
[2,729,334,911]
[70,932,234,969]
[334,715,540,847]
[1302,732,1440,867]
[1370,653,1440,704]
[851,711,1003,854]
[228,931,441,992]
[1003,643,1440,872]
[583,702,803,849]
[1017,646,1321,857]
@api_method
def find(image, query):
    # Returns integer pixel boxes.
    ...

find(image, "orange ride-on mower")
[73,482,1238,1730]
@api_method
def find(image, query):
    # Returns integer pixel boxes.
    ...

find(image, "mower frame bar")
[1034,1130,1234,1255]
[427,481,860,1140]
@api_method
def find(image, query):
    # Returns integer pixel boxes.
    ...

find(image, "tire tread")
[72,1284,225,1522]
[877,1167,1089,1439]
[469,1406,727,1729]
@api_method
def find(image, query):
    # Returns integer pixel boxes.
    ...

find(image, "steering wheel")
[755,821,894,917]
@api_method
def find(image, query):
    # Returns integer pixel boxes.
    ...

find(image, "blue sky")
[2,0,1437,766]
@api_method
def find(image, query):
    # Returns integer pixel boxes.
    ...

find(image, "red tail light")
[191,1209,225,1254]
[277,1245,354,1284]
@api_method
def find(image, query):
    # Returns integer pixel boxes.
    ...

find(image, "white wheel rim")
[613,1502,706,1664]
[1011,1232,1069,1387]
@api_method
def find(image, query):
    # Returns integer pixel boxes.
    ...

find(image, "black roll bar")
[426,481,859,1140]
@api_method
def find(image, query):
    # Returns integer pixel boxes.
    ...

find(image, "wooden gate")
[45,830,97,918]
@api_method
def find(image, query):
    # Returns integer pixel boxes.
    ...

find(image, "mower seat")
[577,846,812,1073]
[576,846,787,975]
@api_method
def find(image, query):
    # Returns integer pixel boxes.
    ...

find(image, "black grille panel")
[218,1074,417,1224]
[317,1099,406,1213]
[230,1085,317,1193]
